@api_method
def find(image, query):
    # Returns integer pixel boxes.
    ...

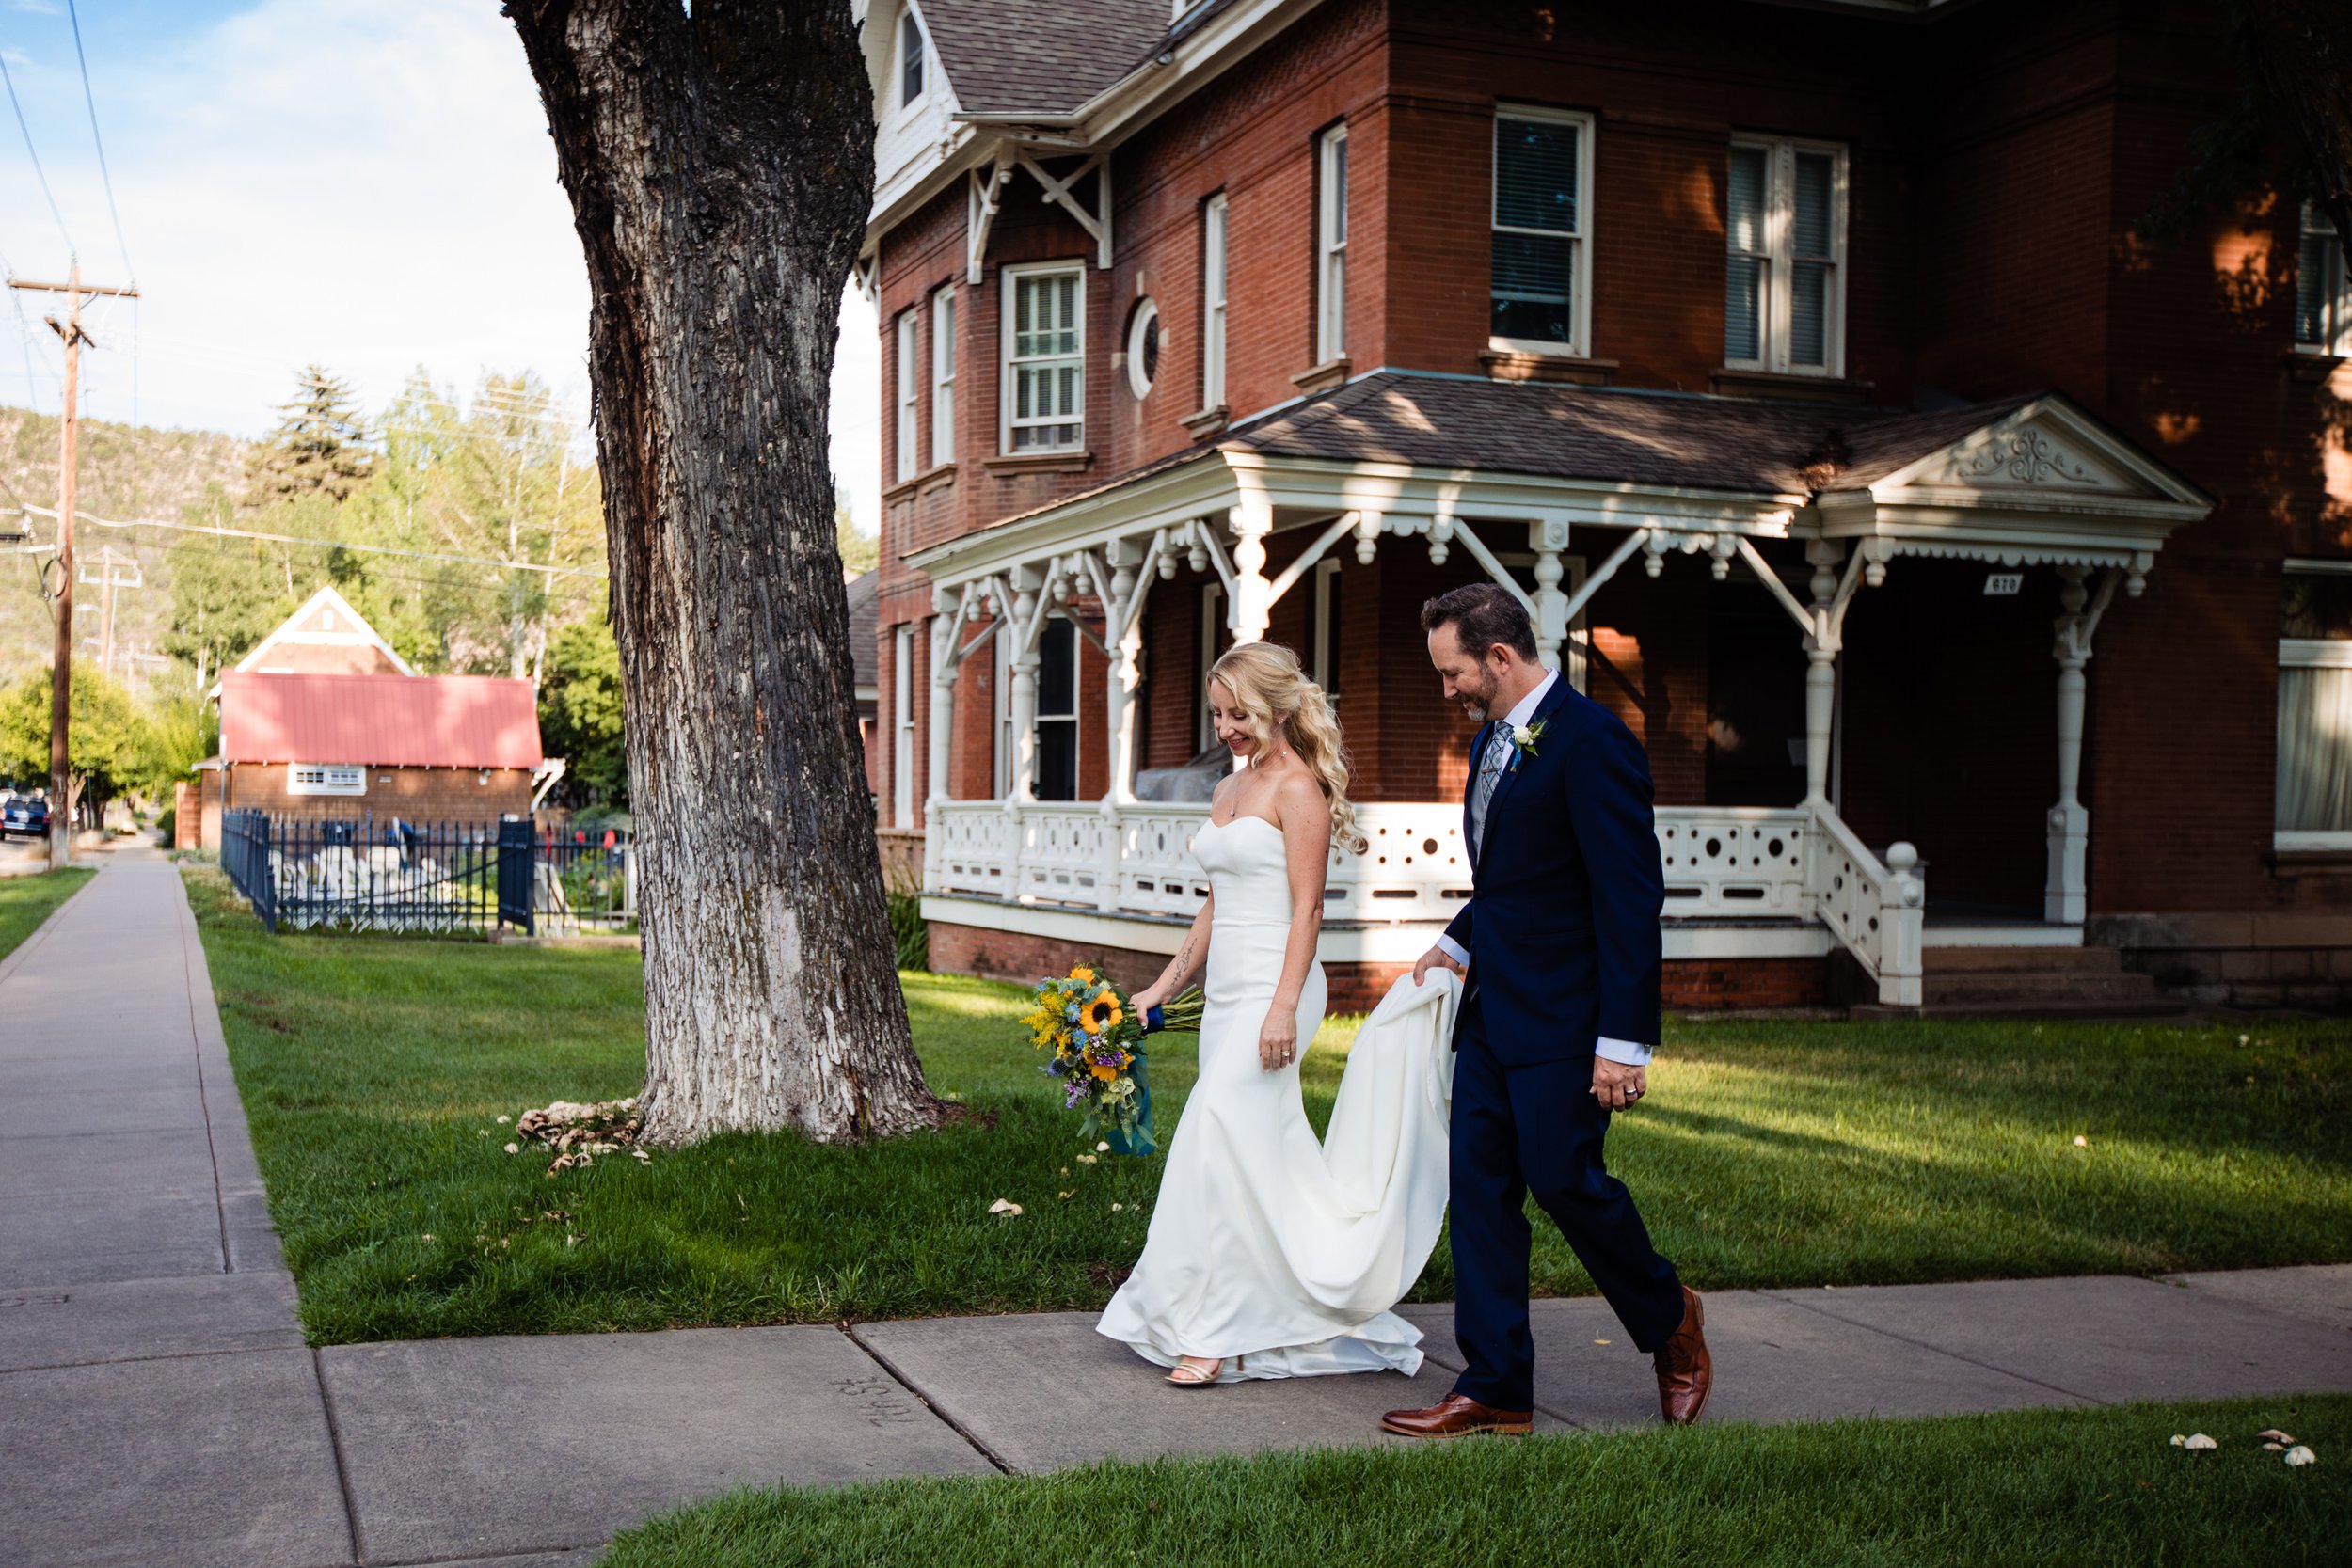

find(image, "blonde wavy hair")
[1209,641,1366,853]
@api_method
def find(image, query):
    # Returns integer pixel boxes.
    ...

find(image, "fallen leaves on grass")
[2171,1433,2217,1449]
[2284,1446,2317,1467]
[513,1097,644,1175]
[988,1198,1024,1217]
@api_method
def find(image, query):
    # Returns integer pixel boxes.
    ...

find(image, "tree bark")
[506,0,943,1143]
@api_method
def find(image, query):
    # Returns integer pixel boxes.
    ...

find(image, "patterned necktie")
[1468,725,1512,861]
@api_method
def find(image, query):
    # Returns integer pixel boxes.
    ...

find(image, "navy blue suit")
[1443,675,1684,1408]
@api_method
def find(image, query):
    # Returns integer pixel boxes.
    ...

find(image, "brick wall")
[222,764,534,824]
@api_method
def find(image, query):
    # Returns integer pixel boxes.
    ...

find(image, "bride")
[1101,641,1455,1386]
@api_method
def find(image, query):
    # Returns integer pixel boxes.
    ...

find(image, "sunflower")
[1089,1058,1121,1082]
[1082,994,1121,1034]
[1068,965,1096,985]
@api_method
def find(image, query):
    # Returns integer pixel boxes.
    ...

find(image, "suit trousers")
[1447,989,1685,1411]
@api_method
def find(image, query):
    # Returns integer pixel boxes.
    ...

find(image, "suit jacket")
[1443,676,1665,1065]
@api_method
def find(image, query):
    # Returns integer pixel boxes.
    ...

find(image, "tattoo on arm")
[1168,935,1200,988]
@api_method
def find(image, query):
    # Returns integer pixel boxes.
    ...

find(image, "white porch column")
[923,588,957,890]
[1802,541,1844,806]
[1006,564,1043,806]
[1529,518,1570,673]
[1104,541,1145,805]
[1227,499,1273,643]
[2045,563,2120,925]
[1097,541,1147,912]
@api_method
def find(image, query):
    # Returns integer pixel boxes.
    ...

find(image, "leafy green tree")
[0,665,150,826]
[835,503,879,575]
[537,614,627,809]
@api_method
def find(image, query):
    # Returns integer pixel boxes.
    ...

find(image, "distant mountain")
[0,406,250,688]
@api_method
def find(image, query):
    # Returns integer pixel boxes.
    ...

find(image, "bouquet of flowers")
[1022,965,1201,1157]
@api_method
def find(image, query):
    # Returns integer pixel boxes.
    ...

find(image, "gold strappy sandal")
[1166,1354,1240,1386]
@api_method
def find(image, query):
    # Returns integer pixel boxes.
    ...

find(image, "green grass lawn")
[182,864,2352,1345]
[0,866,93,963]
[598,1395,2350,1568]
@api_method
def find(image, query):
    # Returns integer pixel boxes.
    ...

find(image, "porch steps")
[1851,944,2185,1020]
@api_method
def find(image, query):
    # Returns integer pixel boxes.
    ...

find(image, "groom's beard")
[1456,675,1499,724]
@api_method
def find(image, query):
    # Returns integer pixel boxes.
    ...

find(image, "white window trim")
[1316,124,1348,365]
[1202,194,1229,409]
[1126,298,1160,401]
[930,289,957,466]
[1488,105,1596,361]
[1724,137,1849,378]
[2295,200,2351,357]
[2276,571,2352,846]
[894,309,920,483]
[893,623,916,825]
[1000,261,1088,455]
[895,7,928,121]
[1033,618,1080,800]
[1197,581,1225,752]
[1310,558,1342,689]
[993,626,1012,798]
[288,764,366,798]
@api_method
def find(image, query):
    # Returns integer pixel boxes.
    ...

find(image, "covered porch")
[904,378,2208,1007]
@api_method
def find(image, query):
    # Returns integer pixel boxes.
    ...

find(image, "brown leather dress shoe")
[1654,1284,1712,1424]
[1380,1391,1533,1439]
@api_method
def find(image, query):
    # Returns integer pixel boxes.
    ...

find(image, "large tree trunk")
[506,0,942,1143]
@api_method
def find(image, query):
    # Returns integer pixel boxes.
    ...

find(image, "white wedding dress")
[1096,813,1458,1381]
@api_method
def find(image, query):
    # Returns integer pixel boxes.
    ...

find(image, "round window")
[1126,298,1161,400]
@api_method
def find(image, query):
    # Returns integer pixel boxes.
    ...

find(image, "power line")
[62,0,132,283]
[13,502,609,579]
[0,52,75,261]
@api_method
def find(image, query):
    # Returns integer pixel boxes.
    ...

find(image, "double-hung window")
[2278,563,2352,848]
[930,290,957,465]
[893,624,916,825]
[1034,620,1079,801]
[1201,193,1229,410]
[2296,201,2350,356]
[1002,263,1085,453]
[898,8,925,111]
[894,309,920,483]
[1490,108,1594,356]
[1725,139,1847,375]
[1316,125,1348,364]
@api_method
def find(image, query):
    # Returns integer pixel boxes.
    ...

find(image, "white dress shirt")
[1436,670,1653,1068]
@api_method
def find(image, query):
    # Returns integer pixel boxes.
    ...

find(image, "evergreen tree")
[246,366,375,505]
[538,614,627,809]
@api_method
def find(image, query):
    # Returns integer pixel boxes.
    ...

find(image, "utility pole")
[8,263,139,865]
[78,544,144,680]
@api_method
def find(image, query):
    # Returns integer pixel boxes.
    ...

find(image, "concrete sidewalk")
[3,863,2348,1567]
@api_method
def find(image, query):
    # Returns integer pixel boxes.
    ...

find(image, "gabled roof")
[918,0,1176,116]
[219,672,544,769]
[231,584,415,679]
[845,569,881,698]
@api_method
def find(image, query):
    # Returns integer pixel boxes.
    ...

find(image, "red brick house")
[858,0,2352,1010]
[186,589,560,846]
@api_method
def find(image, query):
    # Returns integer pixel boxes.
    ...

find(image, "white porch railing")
[926,799,1925,1003]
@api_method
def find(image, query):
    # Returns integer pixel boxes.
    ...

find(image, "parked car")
[3,795,51,839]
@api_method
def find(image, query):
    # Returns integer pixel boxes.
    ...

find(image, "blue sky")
[0,0,882,530]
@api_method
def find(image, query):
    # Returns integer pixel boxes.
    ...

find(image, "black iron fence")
[217,809,635,938]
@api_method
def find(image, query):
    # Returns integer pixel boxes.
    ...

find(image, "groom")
[1382,582,1711,1436]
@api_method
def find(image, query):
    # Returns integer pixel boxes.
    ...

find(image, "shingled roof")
[918,0,1178,116]
[975,374,2159,539]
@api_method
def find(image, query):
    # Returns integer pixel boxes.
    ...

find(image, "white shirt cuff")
[1596,1036,1653,1067]
[1435,935,1470,967]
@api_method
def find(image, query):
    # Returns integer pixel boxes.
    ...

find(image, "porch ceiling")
[905,374,2212,588]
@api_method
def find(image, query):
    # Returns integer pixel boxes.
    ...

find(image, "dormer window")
[898,9,926,110]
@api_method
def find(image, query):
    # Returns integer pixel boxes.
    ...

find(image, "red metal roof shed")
[219,672,545,769]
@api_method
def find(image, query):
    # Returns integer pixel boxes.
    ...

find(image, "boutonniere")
[1506,720,1548,772]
